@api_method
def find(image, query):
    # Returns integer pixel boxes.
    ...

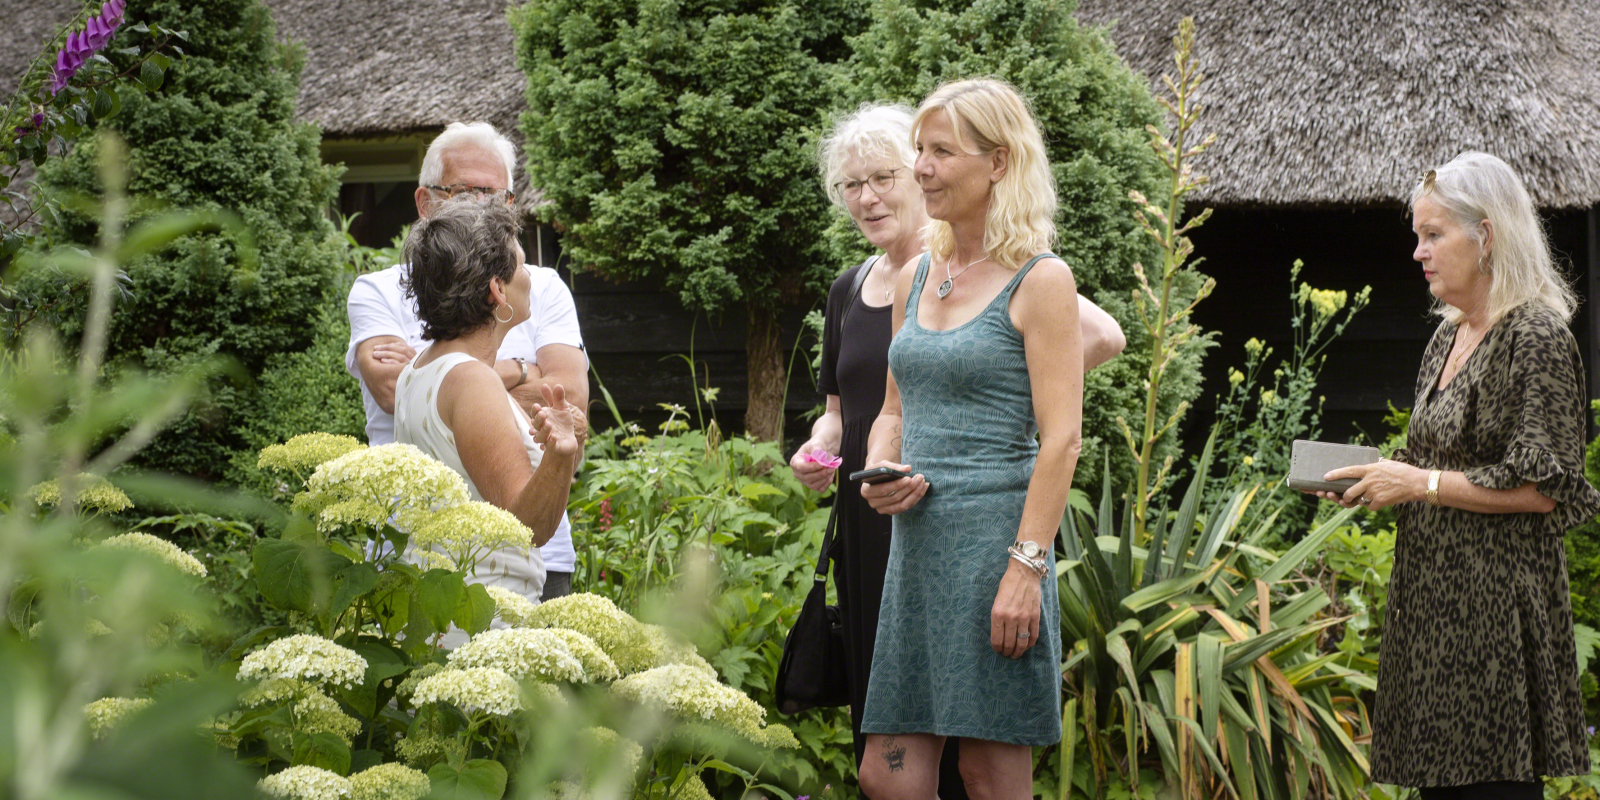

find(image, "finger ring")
[1017,631,1029,640]
[1360,496,1371,506]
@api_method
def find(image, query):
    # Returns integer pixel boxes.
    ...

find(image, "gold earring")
[494,302,514,324]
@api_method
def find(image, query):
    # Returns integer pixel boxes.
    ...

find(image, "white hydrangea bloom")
[83,697,153,739]
[97,532,207,577]
[412,666,523,716]
[448,628,586,683]
[395,662,444,704]
[485,585,539,627]
[293,443,469,534]
[409,502,532,573]
[610,664,766,740]
[348,763,430,800]
[295,688,361,743]
[541,629,619,681]
[238,635,368,689]
[526,593,654,674]
[258,765,353,800]
[259,433,366,478]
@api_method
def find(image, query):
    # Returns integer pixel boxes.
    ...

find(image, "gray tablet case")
[1285,440,1382,493]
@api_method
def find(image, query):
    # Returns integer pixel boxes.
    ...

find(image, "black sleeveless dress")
[816,260,968,796]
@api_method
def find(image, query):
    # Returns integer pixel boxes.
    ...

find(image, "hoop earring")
[494,302,514,324]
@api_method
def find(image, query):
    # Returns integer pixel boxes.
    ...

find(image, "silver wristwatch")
[1008,541,1048,579]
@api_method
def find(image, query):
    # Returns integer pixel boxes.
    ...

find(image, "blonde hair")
[1411,151,1576,325]
[817,103,917,208]
[912,79,1056,271]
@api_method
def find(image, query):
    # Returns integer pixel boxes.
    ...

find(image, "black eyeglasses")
[425,183,515,204]
[833,169,901,202]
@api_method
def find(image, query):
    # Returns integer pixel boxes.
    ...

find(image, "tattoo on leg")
[883,736,906,772]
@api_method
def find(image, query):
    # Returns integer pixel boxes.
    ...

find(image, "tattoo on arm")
[890,424,902,452]
[883,736,906,772]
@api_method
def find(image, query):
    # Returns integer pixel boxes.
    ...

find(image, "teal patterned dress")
[860,253,1063,747]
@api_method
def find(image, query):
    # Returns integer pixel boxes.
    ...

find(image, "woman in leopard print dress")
[1314,152,1600,799]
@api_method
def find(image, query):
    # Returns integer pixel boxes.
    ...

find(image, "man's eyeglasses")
[425,183,516,204]
[833,169,901,202]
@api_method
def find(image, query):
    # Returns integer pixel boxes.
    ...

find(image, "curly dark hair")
[401,198,524,341]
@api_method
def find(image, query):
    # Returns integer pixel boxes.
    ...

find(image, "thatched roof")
[7,0,1600,209]
[1075,0,1600,208]
[265,0,524,141]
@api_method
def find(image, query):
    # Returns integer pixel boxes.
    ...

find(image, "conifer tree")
[838,0,1211,487]
[31,0,343,479]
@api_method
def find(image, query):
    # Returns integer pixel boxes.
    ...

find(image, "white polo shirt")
[345,262,584,573]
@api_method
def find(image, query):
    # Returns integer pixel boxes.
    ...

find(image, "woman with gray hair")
[1311,152,1600,798]
[790,98,1125,797]
[393,198,580,617]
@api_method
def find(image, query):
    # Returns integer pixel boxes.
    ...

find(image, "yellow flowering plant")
[1209,260,1371,544]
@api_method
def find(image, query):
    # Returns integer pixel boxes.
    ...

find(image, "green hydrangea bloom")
[485,585,538,627]
[259,433,366,480]
[643,624,715,676]
[293,443,469,535]
[526,593,654,674]
[349,763,430,800]
[580,726,643,776]
[97,532,207,577]
[83,697,153,739]
[611,664,766,741]
[294,688,361,743]
[409,501,532,574]
[30,474,133,514]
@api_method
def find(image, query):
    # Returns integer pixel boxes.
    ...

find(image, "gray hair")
[401,198,523,341]
[419,122,517,190]
[1411,151,1576,325]
[817,103,917,207]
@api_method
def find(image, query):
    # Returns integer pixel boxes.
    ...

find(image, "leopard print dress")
[1371,303,1600,787]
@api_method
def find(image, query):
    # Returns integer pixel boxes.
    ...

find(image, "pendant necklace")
[875,257,894,303]
[937,253,988,300]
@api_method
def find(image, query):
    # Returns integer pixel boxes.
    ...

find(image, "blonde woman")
[855,79,1082,800]
[789,103,1124,797]
[1311,153,1600,798]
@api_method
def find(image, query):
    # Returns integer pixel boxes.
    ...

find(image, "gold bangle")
[1426,469,1442,507]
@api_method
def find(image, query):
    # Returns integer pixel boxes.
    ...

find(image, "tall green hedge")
[835,0,1211,491]
[30,0,343,480]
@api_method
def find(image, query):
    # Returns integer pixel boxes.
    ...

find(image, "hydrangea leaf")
[414,569,466,634]
[339,639,409,719]
[291,730,351,776]
[253,538,351,616]
[324,563,380,628]
[427,759,507,800]
[453,584,495,636]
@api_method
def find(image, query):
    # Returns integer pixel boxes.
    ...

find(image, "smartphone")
[848,466,913,484]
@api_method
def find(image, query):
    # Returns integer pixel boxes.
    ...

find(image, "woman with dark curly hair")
[393,197,580,611]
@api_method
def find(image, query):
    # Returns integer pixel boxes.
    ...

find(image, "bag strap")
[811,256,872,585]
[813,476,843,583]
[838,255,877,332]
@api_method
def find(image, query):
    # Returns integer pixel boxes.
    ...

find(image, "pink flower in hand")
[805,450,843,469]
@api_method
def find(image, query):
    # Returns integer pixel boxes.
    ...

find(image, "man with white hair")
[346,121,588,600]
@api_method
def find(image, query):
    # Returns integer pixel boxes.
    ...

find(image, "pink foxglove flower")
[804,450,843,469]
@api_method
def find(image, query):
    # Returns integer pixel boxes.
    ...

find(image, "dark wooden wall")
[1186,204,1596,447]
[341,186,1597,449]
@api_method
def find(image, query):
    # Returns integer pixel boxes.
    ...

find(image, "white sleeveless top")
[393,351,547,607]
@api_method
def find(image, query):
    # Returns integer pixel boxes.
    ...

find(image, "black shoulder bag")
[774,257,875,715]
